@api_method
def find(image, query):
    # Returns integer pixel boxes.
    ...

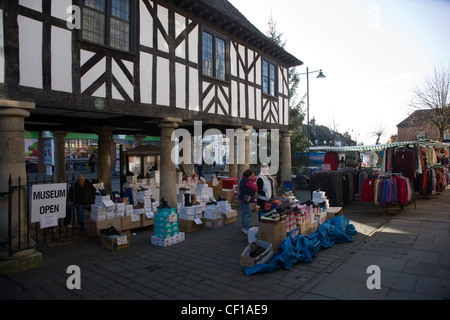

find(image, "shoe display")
[184,193,192,206]
[217,195,226,202]
[157,198,171,209]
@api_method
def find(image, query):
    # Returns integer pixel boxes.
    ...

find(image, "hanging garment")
[392,148,416,181]
[323,152,339,171]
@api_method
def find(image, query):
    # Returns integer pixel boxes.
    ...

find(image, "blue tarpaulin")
[243,215,357,276]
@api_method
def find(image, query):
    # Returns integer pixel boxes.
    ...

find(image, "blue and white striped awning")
[308,140,445,152]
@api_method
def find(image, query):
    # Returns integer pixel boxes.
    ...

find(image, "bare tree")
[410,62,450,142]
[371,123,386,144]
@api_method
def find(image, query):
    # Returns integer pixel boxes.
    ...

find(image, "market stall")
[308,140,450,208]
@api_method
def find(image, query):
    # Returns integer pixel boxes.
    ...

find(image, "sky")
[228,0,450,145]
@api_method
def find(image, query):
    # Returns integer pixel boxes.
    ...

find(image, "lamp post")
[299,67,326,163]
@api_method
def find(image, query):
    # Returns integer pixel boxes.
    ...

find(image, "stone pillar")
[52,130,68,183]
[237,126,252,184]
[133,134,146,147]
[95,126,114,194]
[281,131,293,185]
[0,99,41,267]
[228,136,237,178]
[159,118,182,207]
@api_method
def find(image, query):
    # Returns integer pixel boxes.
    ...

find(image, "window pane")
[262,61,268,94]
[270,63,276,95]
[85,0,105,12]
[110,18,130,50]
[112,0,130,21]
[215,38,226,80]
[82,7,105,45]
[202,32,213,77]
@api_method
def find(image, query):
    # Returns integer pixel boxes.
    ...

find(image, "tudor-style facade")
[0,0,301,135]
[0,0,302,262]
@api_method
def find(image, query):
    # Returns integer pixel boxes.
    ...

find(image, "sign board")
[31,183,67,226]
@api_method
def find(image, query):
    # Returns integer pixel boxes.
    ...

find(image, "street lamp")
[299,67,326,163]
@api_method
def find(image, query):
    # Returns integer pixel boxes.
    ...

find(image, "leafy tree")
[267,16,308,167]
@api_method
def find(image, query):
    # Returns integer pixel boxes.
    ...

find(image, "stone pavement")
[0,184,449,301]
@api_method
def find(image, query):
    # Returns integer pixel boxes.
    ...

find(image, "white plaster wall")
[175,62,185,109]
[156,56,169,106]
[231,81,238,117]
[188,67,199,111]
[230,43,236,77]
[51,26,72,93]
[112,59,134,100]
[256,88,262,121]
[157,5,169,52]
[19,0,42,12]
[18,15,42,89]
[51,0,72,21]
[247,49,254,83]
[0,10,4,84]
[81,56,106,95]
[248,86,255,120]
[239,83,246,117]
[188,25,198,64]
[140,0,153,48]
[140,52,152,104]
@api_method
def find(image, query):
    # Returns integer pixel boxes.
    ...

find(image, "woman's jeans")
[239,201,252,231]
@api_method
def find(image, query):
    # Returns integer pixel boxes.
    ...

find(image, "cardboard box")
[213,189,235,203]
[299,217,312,236]
[223,210,237,225]
[327,207,343,220]
[315,211,327,225]
[121,214,142,230]
[88,217,122,236]
[141,213,154,227]
[151,232,185,247]
[240,240,273,267]
[178,218,202,233]
[201,217,224,230]
[207,180,223,190]
[258,219,287,254]
[101,233,130,251]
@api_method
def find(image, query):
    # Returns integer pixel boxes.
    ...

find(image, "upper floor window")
[82,0,133,52]
[202,30,227,81]
[262,59,277,96]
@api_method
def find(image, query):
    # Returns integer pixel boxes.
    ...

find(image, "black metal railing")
[0,174,78,257]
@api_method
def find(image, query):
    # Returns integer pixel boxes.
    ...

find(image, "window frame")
[201,28,230,82]
[79,0,136,54]
[262,57,278,97]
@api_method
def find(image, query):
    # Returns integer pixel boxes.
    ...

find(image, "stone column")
[52,130,68,183]
[281,131,293,186]
[237,126,252,185]
[0,99,40,266]
[133,134,146,147]
[228,136,238,178]
[95,126,114,194]
[159,118,182,207]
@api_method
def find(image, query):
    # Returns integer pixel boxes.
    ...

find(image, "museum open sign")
[31,183,67,227]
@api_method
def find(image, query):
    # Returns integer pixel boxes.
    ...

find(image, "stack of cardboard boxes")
[151,208,185,247]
